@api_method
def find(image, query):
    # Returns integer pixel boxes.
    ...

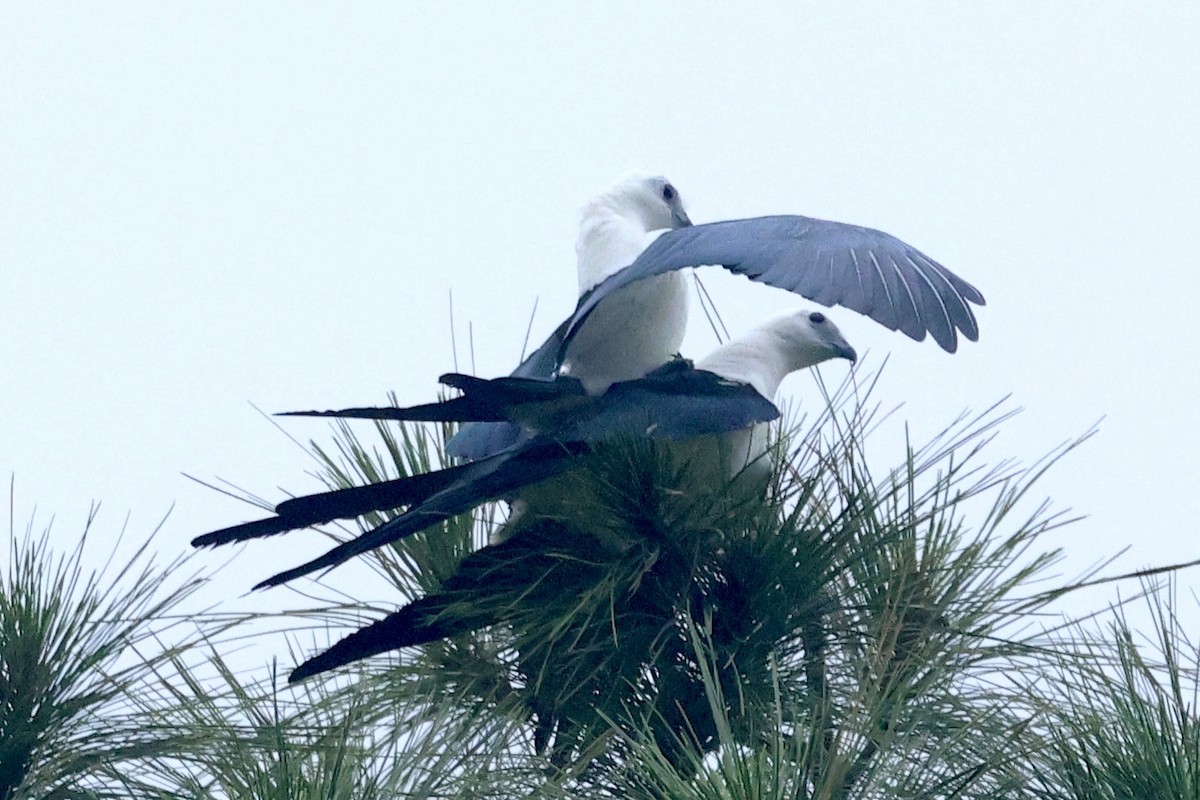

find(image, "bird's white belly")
[560,271,689,394]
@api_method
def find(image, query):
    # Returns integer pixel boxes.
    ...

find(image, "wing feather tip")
[288,662,320,683]
[252,573,291,591]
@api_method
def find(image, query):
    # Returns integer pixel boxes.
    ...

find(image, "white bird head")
[698,308,857,400]
[587,170,692,233]
[769,309,858,371]
[574,170,693,305]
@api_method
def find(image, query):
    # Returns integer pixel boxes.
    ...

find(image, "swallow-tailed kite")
[447,171,692,461]
[193,309,855,599]
[276,309,856,681]
[447,172,983,462]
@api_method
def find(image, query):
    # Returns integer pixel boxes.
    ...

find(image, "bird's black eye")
[662,184,675,201]
[809,312,826,324]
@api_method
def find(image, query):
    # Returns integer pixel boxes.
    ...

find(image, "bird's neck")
[575,199,664,293]
[696,331,793,401]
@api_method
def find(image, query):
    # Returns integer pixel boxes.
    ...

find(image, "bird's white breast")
[563,209,689,394]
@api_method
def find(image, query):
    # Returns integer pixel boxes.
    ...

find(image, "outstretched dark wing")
[196,371,584,548]
[288,531,541,681]
[191,466,472,548]
[288,596,458,682]
[253,440,586,590]
[561,215,984,357]
[278,373,587,423]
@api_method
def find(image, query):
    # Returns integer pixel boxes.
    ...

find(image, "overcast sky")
[3,4,1198,631]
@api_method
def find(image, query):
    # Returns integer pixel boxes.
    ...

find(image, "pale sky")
[3,4,1198,630]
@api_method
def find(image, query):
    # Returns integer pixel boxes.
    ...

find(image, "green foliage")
[107,654,473,799]
[0,507,214,799]
[1024,583,1200,800]
[5,373,1199,798]
[278,372,1089,797]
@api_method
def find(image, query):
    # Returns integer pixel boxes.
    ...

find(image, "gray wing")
[560,215,985,356]
[445,318,570,460]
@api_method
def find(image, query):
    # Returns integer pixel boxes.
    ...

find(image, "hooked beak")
[836,344,858,363]
[673,208,693,228]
